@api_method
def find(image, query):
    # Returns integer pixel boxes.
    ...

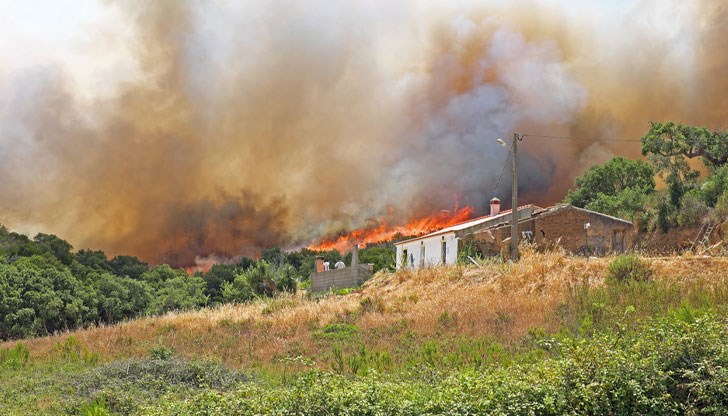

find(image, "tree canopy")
[565,157,655,209]
[641,121,728,168]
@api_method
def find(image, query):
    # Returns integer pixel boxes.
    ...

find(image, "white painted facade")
[395,231,458,269]
[394,205,538,270]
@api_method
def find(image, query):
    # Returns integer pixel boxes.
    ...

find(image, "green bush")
[607,255,652,282]
[144,313,728,415]
[313,323,360,341]
[712,190,728,222]
[52,336,98,364]
[677,189,708,226]
[77,398,111,416]
[220,274,254,303]
[245,261,278,297]
[149,345,175,360]
[0,342,29,369]
[274,264,298,293]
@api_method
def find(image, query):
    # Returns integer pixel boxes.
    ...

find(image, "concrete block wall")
[310,264,373,292]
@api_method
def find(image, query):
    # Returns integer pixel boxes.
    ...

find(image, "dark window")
[441,239,447,264]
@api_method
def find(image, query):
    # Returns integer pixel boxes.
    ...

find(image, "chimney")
[490,197,501,216]
[351,244,359,268]
[314,256,325,273]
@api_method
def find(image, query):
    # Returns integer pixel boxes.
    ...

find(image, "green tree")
[583,188,650,221]
[344,245,395,273]
[140,264,180,288]
[0,226,32,256]
[203,264,239,304]
[699,164,728,207]
[274,264,298,293]
[641,122,711,209]
[75,249,112,273]
[565,157,655,210]
[221,274,254,303]
[261,247,285,267]
[93,273,151,323]
[0,256,96,339]
[33,233,74,265]
[246,261,278,297]
[677,190,708,227]
[150,274,208,314]
[109,255,149,280]
[641,121,728,168]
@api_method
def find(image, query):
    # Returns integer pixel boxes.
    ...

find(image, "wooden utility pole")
[510,132,521,262]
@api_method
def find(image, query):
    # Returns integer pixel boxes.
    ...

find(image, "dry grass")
[4,248,728,370]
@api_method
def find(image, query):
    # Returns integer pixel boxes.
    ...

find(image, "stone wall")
[310,264,373,292]
[463,205,634,257]
[533,207,633,254]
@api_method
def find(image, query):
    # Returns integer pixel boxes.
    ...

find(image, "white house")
[394,199,538,269]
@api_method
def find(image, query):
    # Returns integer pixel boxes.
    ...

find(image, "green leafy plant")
[313,323,360,341]
[149,345,175,360]
[0,342,29,369]
[607,255,653,282]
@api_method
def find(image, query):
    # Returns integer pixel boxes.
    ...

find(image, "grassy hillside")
[2,248,727,414]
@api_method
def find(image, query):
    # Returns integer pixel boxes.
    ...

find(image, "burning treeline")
[0,0,727,266]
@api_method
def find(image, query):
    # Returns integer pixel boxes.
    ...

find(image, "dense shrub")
[607,255,652,282]
[273,264,298,293]
[0,343,29,369]
[221,275,255,303]
[141,313,727,416]
[677,189,708,226]
[149,274,208,314]
[245,261,278,297]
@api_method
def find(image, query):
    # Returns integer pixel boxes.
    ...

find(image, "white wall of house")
[395,232,458,269]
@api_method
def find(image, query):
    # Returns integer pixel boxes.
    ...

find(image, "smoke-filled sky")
[1,0,726,265]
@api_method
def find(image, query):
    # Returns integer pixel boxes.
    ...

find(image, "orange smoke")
[308,206,474,253]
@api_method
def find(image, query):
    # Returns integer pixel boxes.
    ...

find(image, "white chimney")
[490,197,501,216]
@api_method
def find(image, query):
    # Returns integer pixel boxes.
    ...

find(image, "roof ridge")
[394,204,537,245]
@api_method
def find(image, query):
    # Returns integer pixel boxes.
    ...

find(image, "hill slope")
[5,249,728,367]
[2,249,727,414]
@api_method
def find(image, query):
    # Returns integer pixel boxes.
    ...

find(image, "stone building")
[463,204,634,257]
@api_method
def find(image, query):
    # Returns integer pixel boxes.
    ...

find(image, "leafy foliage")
[344,244,396,273]
[220,274,254,303]
[641,121,728,167]
[607,255,653,282]
[142,313,727,415]
[149,274,208,314]
[565,157,655,209]
[565,123,728,232]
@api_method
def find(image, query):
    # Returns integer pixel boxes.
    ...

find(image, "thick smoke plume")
[0,0,726,265]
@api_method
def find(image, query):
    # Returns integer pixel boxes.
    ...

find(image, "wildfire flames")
[308,206,475,253]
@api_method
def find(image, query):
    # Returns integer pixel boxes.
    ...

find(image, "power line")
[523,134,642,143]
[491,146,511,199]
[522,133,728,144]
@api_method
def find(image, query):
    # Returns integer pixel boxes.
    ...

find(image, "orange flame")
[308,206,475,253]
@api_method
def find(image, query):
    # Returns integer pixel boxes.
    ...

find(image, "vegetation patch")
[607,254,653,282]
[313,323,360,341]
[143,312,728,415]
[0,342,29,369]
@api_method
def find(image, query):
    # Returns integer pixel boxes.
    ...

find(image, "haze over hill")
[1,0,727,265]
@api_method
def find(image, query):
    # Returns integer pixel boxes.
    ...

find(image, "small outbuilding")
[465,204,634,257]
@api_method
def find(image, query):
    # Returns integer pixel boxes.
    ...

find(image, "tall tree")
[565,157,655,208]
[641,122,728,168]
